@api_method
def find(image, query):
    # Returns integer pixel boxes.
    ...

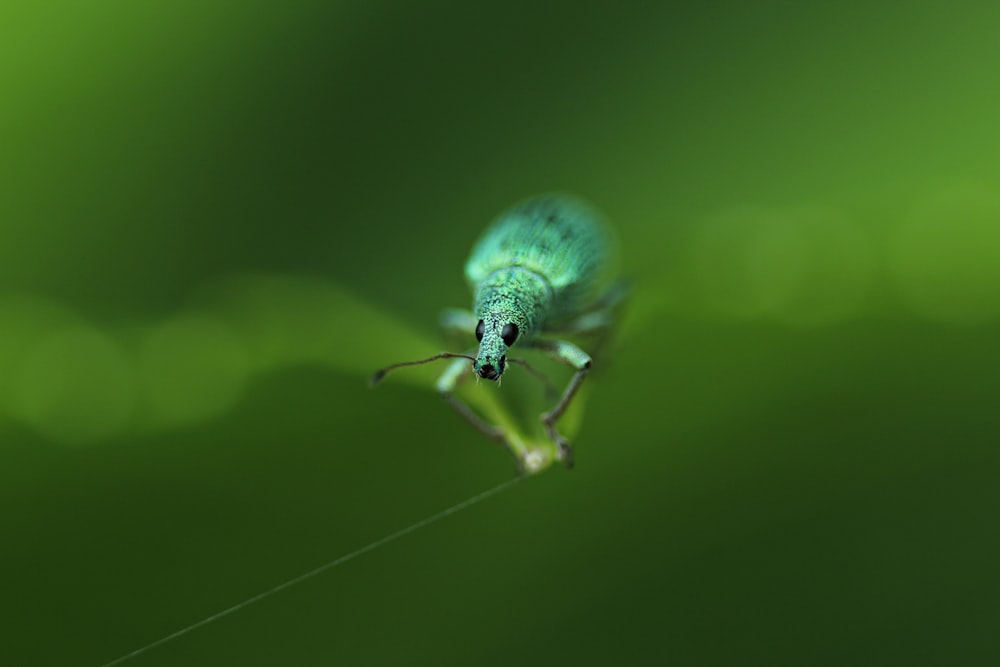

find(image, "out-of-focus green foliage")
[2,2,999,666]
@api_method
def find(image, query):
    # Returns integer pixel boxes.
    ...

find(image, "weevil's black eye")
[501,323,519,347]
[475,319,485,342]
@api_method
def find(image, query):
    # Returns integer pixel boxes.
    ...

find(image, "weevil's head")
[473,315,521,381]
[470,268,548,381]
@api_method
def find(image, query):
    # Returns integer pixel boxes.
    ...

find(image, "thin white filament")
[98,475,524,666]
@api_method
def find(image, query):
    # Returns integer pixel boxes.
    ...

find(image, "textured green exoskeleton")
[372,194,618,471]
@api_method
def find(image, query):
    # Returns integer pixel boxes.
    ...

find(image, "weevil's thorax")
[471,267,551,380]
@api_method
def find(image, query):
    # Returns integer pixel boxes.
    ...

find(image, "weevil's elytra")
[373,193,619,471]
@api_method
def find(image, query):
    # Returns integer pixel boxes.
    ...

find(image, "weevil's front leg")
[529,339,592,468]
[436,356,525,472]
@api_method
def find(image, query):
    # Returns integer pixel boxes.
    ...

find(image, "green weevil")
[372,193,620,470]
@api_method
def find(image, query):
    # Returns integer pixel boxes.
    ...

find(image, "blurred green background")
[3,2,999,665]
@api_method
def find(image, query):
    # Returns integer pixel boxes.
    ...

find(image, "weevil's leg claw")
[542,415,575,470]
[558,442,575,470]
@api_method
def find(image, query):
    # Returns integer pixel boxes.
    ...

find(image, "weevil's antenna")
[370,352,475,385]
[97,475,525,667]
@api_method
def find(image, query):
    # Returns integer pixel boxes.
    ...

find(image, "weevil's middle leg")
[530,339,592,469]
[436,356,525,472]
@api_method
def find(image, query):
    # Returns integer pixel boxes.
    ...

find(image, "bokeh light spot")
[744,215,810,315]
[694,205,873,326]
[0,292,81,415]
[749,208,874,327]
[694,205,776,318]
[139,314,249,426]
[14,326,134,445]
[207,274,438,386]
[889,183,1000,324]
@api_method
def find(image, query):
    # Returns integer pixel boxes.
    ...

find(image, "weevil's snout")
[474,316,515,381]
[475,355,506,381]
